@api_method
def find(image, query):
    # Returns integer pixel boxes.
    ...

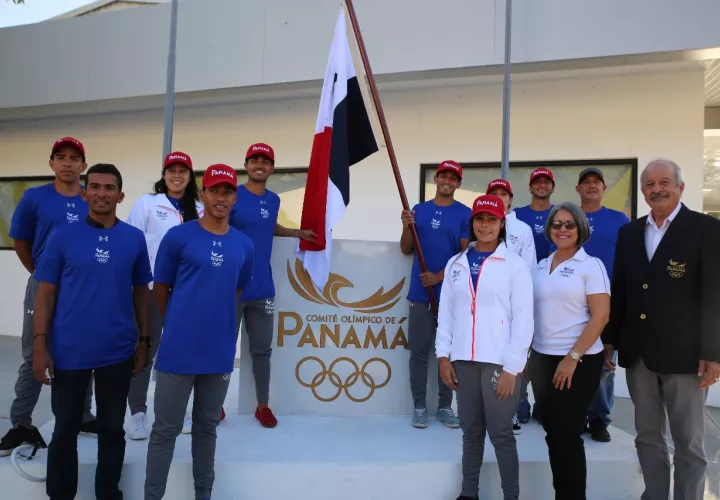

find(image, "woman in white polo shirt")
[126,151,203,440]
[436,194,534,500]
[529,202,610,500]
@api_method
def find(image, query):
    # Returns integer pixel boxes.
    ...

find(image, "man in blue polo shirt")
[0,137,99,458]
[228,142,316,428]
[576,167,630,443]
[400,160,470,429]
[145,164,254,500]
[514,167,555,263]
[32,163,153,500]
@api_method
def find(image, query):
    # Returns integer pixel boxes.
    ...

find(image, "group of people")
[0,137,314,500]
[402,159,720,500]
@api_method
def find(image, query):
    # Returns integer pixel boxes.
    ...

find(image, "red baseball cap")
[486,178,513,196]
[471,194,506,220]
[51,136,85,158]
[164,151,192,170]
[245,143,275,163]
[529,167,554,185]
[436,160,463,179]
[202,164,237,189]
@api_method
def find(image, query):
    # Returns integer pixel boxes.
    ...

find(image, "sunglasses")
[550,220,577,231]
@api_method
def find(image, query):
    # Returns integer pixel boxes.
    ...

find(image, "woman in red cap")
[126,151,203,440]
[436,194,534,500]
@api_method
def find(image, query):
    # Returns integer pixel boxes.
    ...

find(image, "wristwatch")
[139,336,153,347]
[568,349,582,362]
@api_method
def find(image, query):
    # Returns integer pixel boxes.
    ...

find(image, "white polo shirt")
[532,247,610,356]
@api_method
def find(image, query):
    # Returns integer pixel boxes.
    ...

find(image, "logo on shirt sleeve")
[95,247,110,264]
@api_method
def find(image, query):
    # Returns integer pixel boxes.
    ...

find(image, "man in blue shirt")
[0,137,99,458]
[400,160,470,429]
[514,167,555,263]
[228,143,316,429]
[32,163,153,500]
[145,164,254,500]
[576,167,630,443]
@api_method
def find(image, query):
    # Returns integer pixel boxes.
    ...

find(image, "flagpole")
[500,0,512,180]
[343,0,439,316]
[161,0,180,173]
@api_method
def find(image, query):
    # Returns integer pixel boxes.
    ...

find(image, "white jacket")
[505,211,537,271]
[435,242,534,375]
[127,193,204,287]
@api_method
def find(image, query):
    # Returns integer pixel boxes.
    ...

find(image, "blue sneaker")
[412,407,429,428]
[517,398,531,424]
[436,407,460,428]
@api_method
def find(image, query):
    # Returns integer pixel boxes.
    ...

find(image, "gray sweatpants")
[128,293,164,415]
[10,276,94,427]
[455,361,521,500]
[626,358,708,500]
[409,301,453,409]
[144,371,231,500]
[235,298,274,405]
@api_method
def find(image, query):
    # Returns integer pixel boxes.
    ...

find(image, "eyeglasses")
[550,220,577,231]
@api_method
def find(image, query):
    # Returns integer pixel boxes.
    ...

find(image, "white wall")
[0,66,706,337]
[0,0,719,109]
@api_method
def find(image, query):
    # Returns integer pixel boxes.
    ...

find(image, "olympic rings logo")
[668,271,684,278]
[295,356,392,403]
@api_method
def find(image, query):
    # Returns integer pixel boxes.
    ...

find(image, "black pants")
[529,349,603,500]
[47,357,133,500]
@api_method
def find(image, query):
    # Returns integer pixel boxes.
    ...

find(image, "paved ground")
[2,333,720,495]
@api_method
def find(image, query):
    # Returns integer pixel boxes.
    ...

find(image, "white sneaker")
[181,412,192,434]
[129,412,149,440]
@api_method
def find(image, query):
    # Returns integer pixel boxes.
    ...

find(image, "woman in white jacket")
[126,151,204,440]
[436,194,534,500]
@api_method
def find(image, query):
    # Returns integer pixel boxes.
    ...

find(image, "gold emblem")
[286,258,405,314]
[666,259,686,279]
[295,356,391,403]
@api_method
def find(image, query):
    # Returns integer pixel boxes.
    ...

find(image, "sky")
[0,0,95,28]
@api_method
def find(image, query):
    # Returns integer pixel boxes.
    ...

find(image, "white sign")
[236,238,443,416]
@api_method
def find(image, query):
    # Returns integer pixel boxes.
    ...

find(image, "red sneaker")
[220,407,226,421]
[255,406,278,428]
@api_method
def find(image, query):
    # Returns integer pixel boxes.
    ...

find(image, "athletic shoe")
[80,419,99,438]
[517,398,531,423]
[436,407,460,428]
[255,407,278,428]
[587,419,611,442]
[512,413,523,435]
[457,496,479,500]
[0,425,39,457]
[411,407,429,428]
[181,412,192,434]
[128,412,150,440]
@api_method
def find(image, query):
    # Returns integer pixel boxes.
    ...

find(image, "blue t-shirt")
[166,195,183,217]
[583,207,630,279]
[9,183,88,268]
[34,220,152,370]
[229,185,280,301]
[514,205,554,262]
[407,200,471,303]
[466,249,493,290]
[154,220,255,374]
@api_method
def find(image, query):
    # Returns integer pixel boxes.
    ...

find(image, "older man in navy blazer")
[603,158,720,500]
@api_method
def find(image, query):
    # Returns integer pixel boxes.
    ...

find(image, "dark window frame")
[419,158,639,220]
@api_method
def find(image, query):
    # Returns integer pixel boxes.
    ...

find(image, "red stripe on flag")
[299,127,333,252]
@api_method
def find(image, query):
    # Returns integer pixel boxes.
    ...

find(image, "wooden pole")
[343,0,438,316]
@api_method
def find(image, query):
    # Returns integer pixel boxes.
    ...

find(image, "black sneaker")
[456,496,479,500]
[0,424,41,457]
[80,419,99,438]
[512,413,523,435]
[587,419,611,442]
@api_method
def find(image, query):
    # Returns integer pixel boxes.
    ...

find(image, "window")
[0,176,55,250]
[420,159,637,219]
[194,168,308,229]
